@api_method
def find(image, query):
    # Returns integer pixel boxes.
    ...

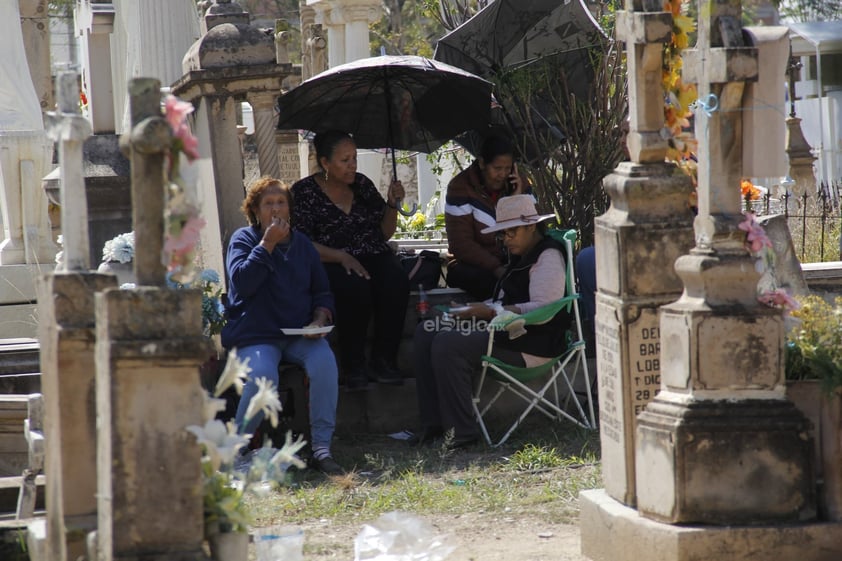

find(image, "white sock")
[313,446,331,460]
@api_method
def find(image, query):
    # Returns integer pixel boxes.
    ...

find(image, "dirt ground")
[291,511,586,561]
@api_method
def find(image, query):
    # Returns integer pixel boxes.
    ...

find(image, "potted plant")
[188,349,307,561]
[785,294,842,521]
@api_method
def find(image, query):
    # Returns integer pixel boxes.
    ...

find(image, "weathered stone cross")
[45,72,93,272]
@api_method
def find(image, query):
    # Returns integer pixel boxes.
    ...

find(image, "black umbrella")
[277,55,493,214]
[434,0,605,98]
[434,0,605,162]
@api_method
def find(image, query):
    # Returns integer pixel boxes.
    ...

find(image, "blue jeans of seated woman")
[234,338,338,450]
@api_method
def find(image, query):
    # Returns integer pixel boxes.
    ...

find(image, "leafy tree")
[772,0,842,22]
[371,1,447,57]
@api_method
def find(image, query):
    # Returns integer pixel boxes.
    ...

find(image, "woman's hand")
[303,308,331,339]
[386,179,405,208]
[509,162,524,195]
[261,216,291,251]
[338,251,370,279]
[452,302,495,321]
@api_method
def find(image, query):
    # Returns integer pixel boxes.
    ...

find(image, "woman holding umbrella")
[291,130,410,391]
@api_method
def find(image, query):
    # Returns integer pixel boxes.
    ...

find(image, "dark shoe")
[310,455,345,476]
[344,367,369,392]
[370,358,404,386]
[407,426,444,447]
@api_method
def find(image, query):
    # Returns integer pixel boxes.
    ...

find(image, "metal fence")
[746,181,842,263]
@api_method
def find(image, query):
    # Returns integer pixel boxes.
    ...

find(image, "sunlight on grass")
[245,419,603,529]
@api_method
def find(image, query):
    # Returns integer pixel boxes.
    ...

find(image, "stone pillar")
[344,4,377,62]
[785,116,817,200]
[593,3,695,507]
[95,78,207,561]
[75,0,117,134]
[19,0,52,112]
[636,0,813,524]
[40,71,118,561]
[310,0,382,66]
[247,91,281,178]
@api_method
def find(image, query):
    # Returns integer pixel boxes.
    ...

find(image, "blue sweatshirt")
[221,226,335,349]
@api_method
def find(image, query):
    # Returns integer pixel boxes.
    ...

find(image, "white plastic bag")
[353,511,455,561]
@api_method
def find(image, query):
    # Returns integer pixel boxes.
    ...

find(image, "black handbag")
[399,249,444,290]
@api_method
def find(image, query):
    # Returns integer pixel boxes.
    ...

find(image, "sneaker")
[310,455,345,476]
[370,358,404,386]
[406,426,444,447]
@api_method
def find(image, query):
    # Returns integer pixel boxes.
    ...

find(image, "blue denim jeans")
[234,339,338,450]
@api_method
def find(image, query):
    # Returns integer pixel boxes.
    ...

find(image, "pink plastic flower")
[175,122,200,161]
[164,215,206,263]
[164,94,194,130]
[738,212,772,254]
[758,289,801,313]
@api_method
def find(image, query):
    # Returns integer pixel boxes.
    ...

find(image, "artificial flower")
[757,289,800,314]
[213,348,251,397]
[186,419,251,472]
[102,231,135,264]
[738,212,772,253]
[243,377,283,429]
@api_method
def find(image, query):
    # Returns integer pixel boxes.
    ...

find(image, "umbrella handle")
[394,198,417,217]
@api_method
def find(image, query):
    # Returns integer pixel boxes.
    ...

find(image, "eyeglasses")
[497,227,521,240]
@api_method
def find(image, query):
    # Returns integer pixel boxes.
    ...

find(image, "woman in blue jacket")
[222,176,342,475]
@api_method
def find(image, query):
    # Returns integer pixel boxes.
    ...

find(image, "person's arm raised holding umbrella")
[290,130,410,391]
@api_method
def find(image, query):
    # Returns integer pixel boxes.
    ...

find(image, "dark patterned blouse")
[291,173,391,257]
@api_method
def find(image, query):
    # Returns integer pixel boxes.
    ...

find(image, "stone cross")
[45,72,94,272]
[120,78,170,286]
[615,1,672,164]
[275,18,291,64]
[634,0,814,526]
[683,0,758,252]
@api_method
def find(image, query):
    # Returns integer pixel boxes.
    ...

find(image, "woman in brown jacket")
[444,135,528,300]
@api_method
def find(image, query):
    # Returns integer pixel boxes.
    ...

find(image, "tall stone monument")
[110,0,201,133]
[0,1,56,338]
[39,72,117,561]
[19,0,52,113]
[174,0,293,275]
[593,0,695,506]
[581,1,842,559]
[94,78,207,561]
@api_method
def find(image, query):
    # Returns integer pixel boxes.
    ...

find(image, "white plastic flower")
[186,419,250,471]
[202,394,227,422]
[213,348,251,397]
[244,377,282,428]
[270,431,308,471]
[102,231,135,264]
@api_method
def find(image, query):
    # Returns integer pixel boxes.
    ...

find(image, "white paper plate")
[281,326,334,335]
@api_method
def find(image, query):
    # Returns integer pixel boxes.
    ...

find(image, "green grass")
[244,418,601,529]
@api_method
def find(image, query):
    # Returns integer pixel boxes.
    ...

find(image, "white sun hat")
[480,194,556,234]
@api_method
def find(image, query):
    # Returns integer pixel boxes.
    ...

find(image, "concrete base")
[580,489,842,561]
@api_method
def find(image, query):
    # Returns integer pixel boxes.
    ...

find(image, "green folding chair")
[472,229,596,447]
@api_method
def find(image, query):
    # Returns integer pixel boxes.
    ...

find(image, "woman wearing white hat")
[411,194,573,448]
